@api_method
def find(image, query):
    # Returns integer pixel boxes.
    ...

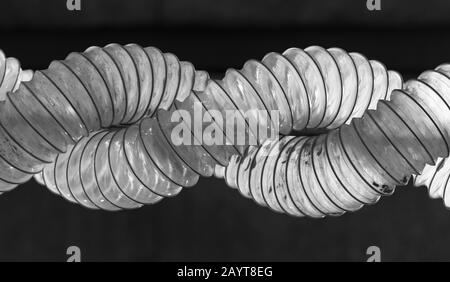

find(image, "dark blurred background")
[0,0,449,261]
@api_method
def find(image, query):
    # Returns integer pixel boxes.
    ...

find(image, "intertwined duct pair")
[0,44,448,217]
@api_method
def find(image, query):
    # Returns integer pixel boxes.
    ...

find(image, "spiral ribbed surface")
[0,44,208,209]
[0,50,33,100]
[411,64,450,208]
[185,46,448,217]
[0,50,33,192]
[0,44,449,217]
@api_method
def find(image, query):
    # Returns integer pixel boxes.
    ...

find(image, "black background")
[0,0,449,261]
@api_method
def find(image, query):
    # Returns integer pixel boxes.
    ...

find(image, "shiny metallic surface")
[0,44,449,217]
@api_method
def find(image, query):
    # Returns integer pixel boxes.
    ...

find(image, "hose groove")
[1,44,450,218]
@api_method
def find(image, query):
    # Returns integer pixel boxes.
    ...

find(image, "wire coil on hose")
[186,46,406,217]
[218,59,450,217]
[1,44,450,217]
[0,44,208,209]
[410,64,450,208]
[168,46,450,217]
[0,50,33,101]
[0,50,34,193]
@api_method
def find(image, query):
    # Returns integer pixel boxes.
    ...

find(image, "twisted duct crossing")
[0,44,448,217]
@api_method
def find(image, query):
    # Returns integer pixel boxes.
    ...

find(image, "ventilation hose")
[0,44,448,217]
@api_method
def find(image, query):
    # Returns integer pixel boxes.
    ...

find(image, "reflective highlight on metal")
[0,44,449,217]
